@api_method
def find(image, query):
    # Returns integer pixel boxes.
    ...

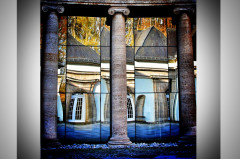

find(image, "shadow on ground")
[41,144,196,159]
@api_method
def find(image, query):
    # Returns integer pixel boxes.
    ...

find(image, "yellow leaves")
[64,16,176,54]
[68,16,101,53]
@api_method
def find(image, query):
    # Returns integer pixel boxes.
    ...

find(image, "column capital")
[108,7,130,16]
[173,7,195,15]
[42,4,64,13]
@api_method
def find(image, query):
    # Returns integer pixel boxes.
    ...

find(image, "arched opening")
[93,82,101,122]
[135,95,146,122]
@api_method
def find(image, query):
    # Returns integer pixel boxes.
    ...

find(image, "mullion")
[100,16,102,143]
[133,17,137,143]
[166,15,171,131]
[64,16,69,140]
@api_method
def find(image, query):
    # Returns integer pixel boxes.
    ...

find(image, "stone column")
[174,7,196,135]
[41,5,64,145]
[107,7,132,145]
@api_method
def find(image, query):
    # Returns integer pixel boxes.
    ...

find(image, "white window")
[75,98,83,120]
[127,94,135,121]
[68,94,86,123]
[68,98,74,120]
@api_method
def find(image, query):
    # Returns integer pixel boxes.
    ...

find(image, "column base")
[178,126,196,145]
[108,136,132,146]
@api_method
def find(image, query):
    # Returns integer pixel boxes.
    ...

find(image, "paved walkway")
[42,143,196,159]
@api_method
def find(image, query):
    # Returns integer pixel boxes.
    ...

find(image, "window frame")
[127,94,135,121]
[68,93,86,123]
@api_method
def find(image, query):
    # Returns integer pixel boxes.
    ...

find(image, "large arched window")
[127,94,135,121]
[68,94,86,123]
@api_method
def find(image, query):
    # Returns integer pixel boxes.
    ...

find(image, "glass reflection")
[58,16,67,66]
[68,16,101,54]
[134,17,177,143]
[64,16,101,143]
[57,16,67,143]
[65,52,101,142]
[57,68,66,122]
[56,16,180,144]
[126,18,136,142]
[100,20,111,142]
[134,17,168,37]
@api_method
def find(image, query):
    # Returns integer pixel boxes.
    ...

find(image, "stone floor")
[57,122,180,144]
[41,143,196,159]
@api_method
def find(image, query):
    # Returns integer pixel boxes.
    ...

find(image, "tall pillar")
[174,7,196,135]
[107,7,132,145]
[41,5,64,145]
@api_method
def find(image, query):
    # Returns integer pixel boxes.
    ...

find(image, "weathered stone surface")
[42,4,64,13]
[176,12,196,134]
[108,7,131,145]
[42,0,196,6]
[42,11,59,142]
